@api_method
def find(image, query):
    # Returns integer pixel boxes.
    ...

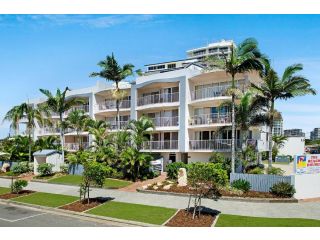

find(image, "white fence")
[230,173,294,192]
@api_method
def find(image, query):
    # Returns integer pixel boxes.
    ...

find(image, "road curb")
[137,188,298,203]
[0,198,159,227]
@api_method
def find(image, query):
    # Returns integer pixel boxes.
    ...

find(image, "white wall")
[294,174,320,199]
[279,136,305,157]
[188,152,212,163]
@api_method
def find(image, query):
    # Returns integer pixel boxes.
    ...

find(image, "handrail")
[137,92,179,106]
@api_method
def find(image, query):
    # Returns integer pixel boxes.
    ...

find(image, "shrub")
[245,163,264,173]
[231,179,251,192]
[267,167,285,176]
[209,152,231,175]
[60,164,69,174]
[166,162,187,179]
[11,162,30,175]
[247,167,264,174]
[37,163,54,176]
[270,182,296,198]
[10,179,28,194]
[188,162,228,186]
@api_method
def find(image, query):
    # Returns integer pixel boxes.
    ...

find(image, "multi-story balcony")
[97,99,131,111]
[189,139,257,151]
[137,92,179,106]
[191,86,229,101]
[142,140,178,150]
[107,120,129,130]
[64,142,90,151]
[150,116,179,127]
[38,127,77,135]
[189,113,231,126]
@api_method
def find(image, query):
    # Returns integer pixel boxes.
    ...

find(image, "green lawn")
[48,175,132,189]
[216,214,320,227]
[87,201,177,225]
[0,187,10,195]
[13,192,78,208]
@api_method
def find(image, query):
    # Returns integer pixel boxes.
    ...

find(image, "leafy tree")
[209,152,231,175]
[80,161,112,204]
[39,87,85,161]
[272,135,288,160]
[252,63,316,168]
[3,105,25,136]
[204,38,265,173]
[87,120,110,148]
[90,53,134,130]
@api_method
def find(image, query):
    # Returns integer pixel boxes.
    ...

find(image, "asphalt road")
[0,203,118,227]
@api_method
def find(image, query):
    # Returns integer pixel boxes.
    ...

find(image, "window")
[209,48,218,53]
[167,63,176,69]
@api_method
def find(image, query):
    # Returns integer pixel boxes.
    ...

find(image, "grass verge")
[13,192,78,208]
[87,201,176,225]
[215,214,320,227]
[0,187,10,195]
[48,175,132,189]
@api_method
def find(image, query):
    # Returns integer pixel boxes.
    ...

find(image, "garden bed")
[59,197,108,212]
[141,181,297,202]
[0,190,35,199]
[165,209,216,227]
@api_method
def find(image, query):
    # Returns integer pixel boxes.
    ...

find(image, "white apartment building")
[20,40,269,165]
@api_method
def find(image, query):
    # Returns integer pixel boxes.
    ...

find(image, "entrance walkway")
[0,178,319,220]
[119,173,167,192]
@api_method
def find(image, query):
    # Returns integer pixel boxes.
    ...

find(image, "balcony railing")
[142,140,178,150]
[189,139,241,151]
[150,116,179,127]
[137,92,179,106]
[97,100,131,111]
[189,139,257,151]
[38,127,81,135]
[189,113,231,126]
[107,120,129,130]
[64,142,89,151]
[191,86,230,101]
[65,105,90,115]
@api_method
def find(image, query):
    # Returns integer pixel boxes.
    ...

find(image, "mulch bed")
[148,183,285,199]
[0,190,35,200]
[59,197,107,212]
[166,209,216,227]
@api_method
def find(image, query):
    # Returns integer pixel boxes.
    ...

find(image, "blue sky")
[0,14,319,137]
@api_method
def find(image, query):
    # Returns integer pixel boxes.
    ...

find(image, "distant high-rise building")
[284,129,305,137]
[310,128,320,140]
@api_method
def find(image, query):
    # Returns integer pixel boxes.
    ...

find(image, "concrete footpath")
[1,178,319,220]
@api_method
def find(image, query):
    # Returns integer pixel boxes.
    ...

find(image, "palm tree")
[87,120,110,148]
[3,105,25,136]
[4,103,49,162]
[35,136,60,151]
[205,38,265,173]
[39,87,85,161]
[252,63,316,168]
[90,53,134,130]
[272,135,288,159]
[235,92,269,152]
[127,116,154,151]
[66,109,91,151]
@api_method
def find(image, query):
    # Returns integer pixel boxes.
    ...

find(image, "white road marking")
[0,213,47,222]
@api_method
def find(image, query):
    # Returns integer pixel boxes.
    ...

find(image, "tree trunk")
[60,114,65,162]
[116,99,120,130]
[231,94,236,173]
[28,131,32,163]
[268,101,274,169]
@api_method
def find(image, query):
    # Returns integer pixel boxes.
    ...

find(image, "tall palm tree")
[90,53,134,130]
[127,116,154,151]
[3,105,25,136]
[4,103,49,162]
[65,109,91,151]
[205,38,265,173]
[35,136,60,151]
[252,63,316,168]
[87,120,110,148]
[39,87,85,161]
